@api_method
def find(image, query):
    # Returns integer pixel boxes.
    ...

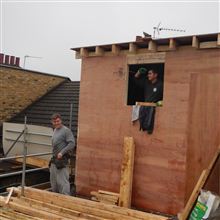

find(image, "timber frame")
[71,33,220,59]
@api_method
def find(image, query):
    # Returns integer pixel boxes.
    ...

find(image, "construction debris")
[0,187,168,220]
[91,190,119,205]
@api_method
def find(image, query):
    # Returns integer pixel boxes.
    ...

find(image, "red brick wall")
[0,66,66,124]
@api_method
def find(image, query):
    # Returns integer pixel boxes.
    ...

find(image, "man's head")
[51,113,63,129]
[147,69,158,83]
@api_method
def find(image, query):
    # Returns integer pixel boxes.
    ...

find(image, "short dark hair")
[148,69,158,74]
[51,113,62,120]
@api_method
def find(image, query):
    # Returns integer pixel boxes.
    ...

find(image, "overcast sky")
[1,0,219,80]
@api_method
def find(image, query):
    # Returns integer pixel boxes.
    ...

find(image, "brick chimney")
[0,53,20,67]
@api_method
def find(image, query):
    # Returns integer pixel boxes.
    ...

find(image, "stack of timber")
[0,187,168,220]
[91,190,119,205]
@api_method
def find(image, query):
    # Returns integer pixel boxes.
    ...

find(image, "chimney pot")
[5,55,10,65]
[15,57,20,67]
[0,53,4,64]
[10,56,15,65]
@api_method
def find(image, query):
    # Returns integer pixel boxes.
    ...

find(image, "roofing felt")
[71,32,219,52]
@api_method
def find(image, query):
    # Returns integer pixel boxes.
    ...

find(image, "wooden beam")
[148,40,157,51]
[169,38,177,50]
[119,137,135,208]
[129,43,137,53]
[192,36,199,49]
[80,48,89,58]
[12,187,167,220]
[95,46,104,56]
[112,44,120,55]
[199,41,218,49]
[178,148,220,220]
[15,157,48,168]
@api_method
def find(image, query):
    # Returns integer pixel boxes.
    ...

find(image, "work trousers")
[50,163,70,195]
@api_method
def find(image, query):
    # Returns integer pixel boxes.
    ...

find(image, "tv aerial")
[153,22,186,38]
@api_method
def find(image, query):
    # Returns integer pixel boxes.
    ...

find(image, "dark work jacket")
[133,77,163,102]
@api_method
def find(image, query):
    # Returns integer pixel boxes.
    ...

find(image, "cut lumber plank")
[119,137,135,208]
[18,196,104,220]
[0,208,41,220]
[12,187,167,220]
[15,157,48,168]
[91,191,119,203]
[200,41,217,49]
[98,190,119,197]
[11,197,87,220]
[0,196,63,220]
[178,148,220,220]
[136,102,157,107]
[5,187,13,204]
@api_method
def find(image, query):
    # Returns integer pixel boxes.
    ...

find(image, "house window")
[127,63,164,105]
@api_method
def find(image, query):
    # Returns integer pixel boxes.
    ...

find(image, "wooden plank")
[127,52,165,65]
[0,208,41,220]
[12,187,167,220]
[98,190,119,197]
[118,137,135,208]
[136,102,157,107]
[199,41,218,49]
[12,197,88,220]
[90,191,118,203]
[15,157,48,168]
[179,148,220,220]
[5,188,13,204]
[0,197,63,220]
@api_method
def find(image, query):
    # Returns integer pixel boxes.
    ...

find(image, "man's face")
[52,117,62,129]
[147,70,157,82]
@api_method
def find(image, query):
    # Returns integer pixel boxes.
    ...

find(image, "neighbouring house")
[0,53,79,154]
[71,33,220,215]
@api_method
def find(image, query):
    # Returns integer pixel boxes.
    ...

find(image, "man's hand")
[57,152,63,159]
[134,71,141,78]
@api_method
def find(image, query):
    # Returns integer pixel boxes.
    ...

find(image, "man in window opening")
[134,67,163,103]
[133,67,163,134]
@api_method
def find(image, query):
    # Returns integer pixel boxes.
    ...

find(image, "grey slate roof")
[10,80,80,137]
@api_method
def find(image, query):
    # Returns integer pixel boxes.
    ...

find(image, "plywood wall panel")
[76,49,220,215]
